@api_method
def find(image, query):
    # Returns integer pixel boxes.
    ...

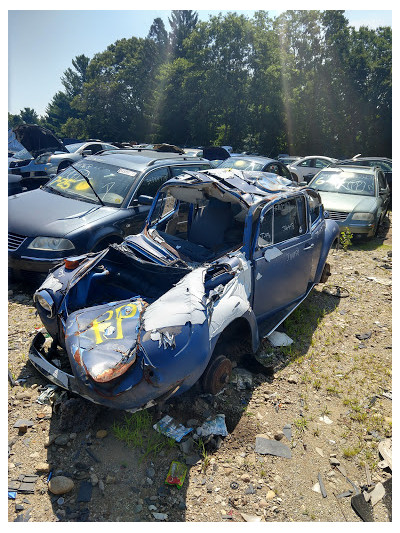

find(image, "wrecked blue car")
[29,169,339,412]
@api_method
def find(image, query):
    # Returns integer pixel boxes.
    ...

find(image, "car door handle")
[304,243,314,250]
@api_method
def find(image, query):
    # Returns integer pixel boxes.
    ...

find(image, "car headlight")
[34,290,55,318]
[35,154,51,164]
[351,212,374,222]
[28,237,75,251]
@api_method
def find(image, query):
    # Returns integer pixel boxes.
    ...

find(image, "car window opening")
[150,187,246,263]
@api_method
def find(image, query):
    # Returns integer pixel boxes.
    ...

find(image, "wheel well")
[213,317,252,361]
[57,160,72,172]
[92,235,123,252]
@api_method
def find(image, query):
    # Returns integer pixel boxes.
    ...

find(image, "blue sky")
[7,4,393,117]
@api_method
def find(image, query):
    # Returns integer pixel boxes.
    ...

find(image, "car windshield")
[65,142,86,153]
[45,160,139,206]
[310,171,376,197]
[11,147,32,160]
[218,158,265,171]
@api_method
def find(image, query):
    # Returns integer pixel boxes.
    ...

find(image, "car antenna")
[69,164,105,206]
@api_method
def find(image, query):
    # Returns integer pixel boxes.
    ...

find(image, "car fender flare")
[85,228,125,252]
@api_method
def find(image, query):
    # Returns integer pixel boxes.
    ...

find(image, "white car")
[40,140,118,174]
[288,156,337,183]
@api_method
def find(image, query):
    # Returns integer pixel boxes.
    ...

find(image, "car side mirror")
[138,195,153,205]
[82,150,91,156]
[299,181,307,186]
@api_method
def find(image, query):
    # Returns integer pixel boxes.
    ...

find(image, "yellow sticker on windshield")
[75,181,90,191]
[315,179,324,184]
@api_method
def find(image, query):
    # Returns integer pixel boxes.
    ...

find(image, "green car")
[308,165,390,238]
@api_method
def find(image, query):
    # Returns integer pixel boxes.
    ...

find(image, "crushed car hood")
[65,299,146,383]
[8,188,112,238]
[318,192,378,213]
[12,124,67,158]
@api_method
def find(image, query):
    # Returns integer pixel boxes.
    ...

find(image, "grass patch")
[112,410,175,461]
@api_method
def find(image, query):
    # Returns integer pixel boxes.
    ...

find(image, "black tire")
[374,216,381,237]
[201,355,232,395]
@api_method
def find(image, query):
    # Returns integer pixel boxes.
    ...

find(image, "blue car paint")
[29,169,339,412]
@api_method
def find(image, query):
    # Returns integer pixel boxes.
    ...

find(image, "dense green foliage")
[9,10,392,157]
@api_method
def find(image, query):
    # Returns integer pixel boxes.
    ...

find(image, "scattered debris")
[196,414,228,438]
[13,419,34,429]
[165,461,187,489]
[322,285,349,298]
[355,332,372,341]
[85,448,101,463]
[153,415,193,442]
[8,369,16,387]
[365,464,372,487]
[254,435,292,458]
[378,438,392,470]
[315,447,324,457]
[381,391,392,400]
[36,384,59,405]
[282,424,292,440]
[319,415,333,425]
[76,481,93,503]
[267,331,293,347]
[241,513,262,522]
[231,368,253,390]
[351,492,374,522]
[369,482,385,506]
[318,473,327,498]
[365,276,391,286]
[337,490,353,499]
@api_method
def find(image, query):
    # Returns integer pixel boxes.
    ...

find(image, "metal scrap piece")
[318,472,327,498]
[254,435,292,458]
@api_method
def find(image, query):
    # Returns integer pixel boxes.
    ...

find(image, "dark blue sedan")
[8,149,211,280]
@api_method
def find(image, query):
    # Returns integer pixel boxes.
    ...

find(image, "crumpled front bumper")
[28,332,159,412]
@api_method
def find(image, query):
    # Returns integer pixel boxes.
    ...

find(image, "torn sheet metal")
[143,269,207,331]
[209,255,252,339]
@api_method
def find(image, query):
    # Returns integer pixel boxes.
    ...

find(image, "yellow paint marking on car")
[91,304,138,345]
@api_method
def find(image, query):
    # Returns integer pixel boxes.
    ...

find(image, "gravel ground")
[8,217,392,523]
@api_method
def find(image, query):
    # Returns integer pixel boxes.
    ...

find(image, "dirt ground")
[8,217,392,523]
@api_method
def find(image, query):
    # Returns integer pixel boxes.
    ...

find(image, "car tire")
[201,354,232,395]
[373,217,381,237]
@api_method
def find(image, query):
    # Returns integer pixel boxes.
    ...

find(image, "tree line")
[8,10,392,158]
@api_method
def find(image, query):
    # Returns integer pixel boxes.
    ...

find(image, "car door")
[252,195,314,321]
[123,166,171,235]
[296,158,314,182]
[377,171,390,216]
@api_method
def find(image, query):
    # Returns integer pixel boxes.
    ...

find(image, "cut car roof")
[163,168,298,207]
